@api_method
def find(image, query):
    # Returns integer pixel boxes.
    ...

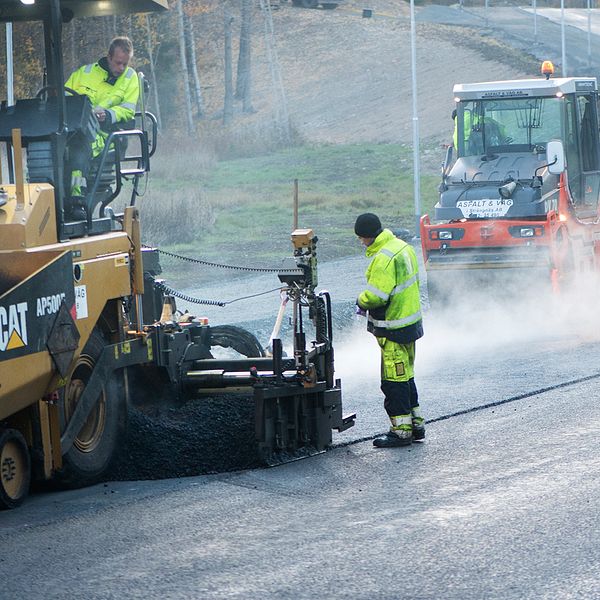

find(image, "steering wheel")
[35,85,81,99]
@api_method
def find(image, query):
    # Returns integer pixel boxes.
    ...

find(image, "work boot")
[412,406,425,442]
[373,430,412,447]
[412,423,425,442]
[68,196,87,221]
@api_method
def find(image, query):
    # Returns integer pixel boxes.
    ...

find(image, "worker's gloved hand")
[93,106,107,122]
[355,304,367,317]
[98,109,115,133]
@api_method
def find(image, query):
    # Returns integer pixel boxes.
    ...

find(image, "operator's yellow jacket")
[357,229,423,344]
[65,58,139,130]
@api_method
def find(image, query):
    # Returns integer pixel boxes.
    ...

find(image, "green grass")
[142,142,441,285]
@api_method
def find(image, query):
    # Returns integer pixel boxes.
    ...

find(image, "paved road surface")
[3,247,600,598]
[2,375,600,599]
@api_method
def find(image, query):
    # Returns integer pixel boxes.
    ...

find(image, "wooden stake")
[12,128,24,210]
[293,178,298,230]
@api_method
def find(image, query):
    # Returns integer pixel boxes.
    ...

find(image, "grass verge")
[139,141,441,285]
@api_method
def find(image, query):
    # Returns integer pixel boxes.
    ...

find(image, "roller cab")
[421,68,600,307]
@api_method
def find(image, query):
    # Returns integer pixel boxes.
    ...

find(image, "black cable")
[144,244,301,275]
[154,279,285,307]
[153,280,226,306]
[225,286,284,305]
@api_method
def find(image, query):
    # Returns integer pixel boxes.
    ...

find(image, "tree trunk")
[144,14,162,130]
[102,16,111,47]
[125,15,133,40]
[259,0,291,142]
[236,0,254,113]
[176,0,195,134]
[223,11,235,126]
[186,13,205,118]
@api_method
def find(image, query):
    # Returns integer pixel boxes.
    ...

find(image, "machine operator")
[65,36,139,208]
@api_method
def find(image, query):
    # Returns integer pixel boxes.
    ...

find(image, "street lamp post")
[409,0,421,238]
[6,23,14,106]
[533,0,538,45]
[561,0,567,76]
[588,0,592,69]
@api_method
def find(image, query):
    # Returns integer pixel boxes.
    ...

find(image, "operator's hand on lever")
[94,106,107,122]
[94,106,115,133]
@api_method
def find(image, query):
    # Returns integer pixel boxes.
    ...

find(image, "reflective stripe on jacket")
[65,61,139,125]
[357,229,423,343]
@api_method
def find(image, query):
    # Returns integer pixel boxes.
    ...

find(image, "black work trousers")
[381,378,419,417]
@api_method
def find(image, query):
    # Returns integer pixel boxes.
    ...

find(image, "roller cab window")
[455,97,562,157]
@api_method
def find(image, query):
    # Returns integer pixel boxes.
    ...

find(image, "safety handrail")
[85,128,149,223]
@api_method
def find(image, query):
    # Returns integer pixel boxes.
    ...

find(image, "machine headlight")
[429,228,465,241]
[508,225,544,238]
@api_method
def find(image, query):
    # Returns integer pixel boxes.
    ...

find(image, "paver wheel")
[0,429,31,510]
[209,325,265,358]
[56,329,125,487]
[321,3,338,8]
[301,0,319,7]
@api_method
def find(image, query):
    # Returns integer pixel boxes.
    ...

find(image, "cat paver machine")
[0,0,354,509]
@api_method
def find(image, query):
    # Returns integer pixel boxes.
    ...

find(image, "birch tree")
[223,11,234,126]
[236,0,254,113]
[186,12,205,118]
[144,14,162,129]
[176,0,195,133]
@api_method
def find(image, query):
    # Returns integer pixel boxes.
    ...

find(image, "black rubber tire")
[321,3,338,8]
[0,429,31,510]
[292,0,303,5]
[209,325,265,358]
[56,329,125,488]
[301,0,319,7]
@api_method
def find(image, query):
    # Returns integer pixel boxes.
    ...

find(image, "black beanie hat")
[354,213,383,238]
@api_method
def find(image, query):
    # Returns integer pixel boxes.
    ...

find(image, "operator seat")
[0,95,121,222]
[0,95,98,205]
[467,120,504,155]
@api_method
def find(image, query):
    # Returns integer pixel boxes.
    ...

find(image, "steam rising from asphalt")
[334,321,380,386]
[334,272,600,394]
[420,275,600,362]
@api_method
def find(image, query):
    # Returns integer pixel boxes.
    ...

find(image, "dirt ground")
[196,0,537,161]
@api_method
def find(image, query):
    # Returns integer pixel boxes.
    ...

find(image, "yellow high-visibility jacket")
[453,110,508,152]
[357,229,423,343]
[65,58,139,128]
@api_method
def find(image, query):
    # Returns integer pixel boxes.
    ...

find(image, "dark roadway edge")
[332,371,600,449]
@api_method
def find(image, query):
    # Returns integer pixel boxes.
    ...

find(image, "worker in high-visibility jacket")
[453,107,510,154]
[354,213,425,447]
[65,36,139,209]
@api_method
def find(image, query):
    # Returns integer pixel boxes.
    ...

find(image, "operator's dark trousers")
[381,378,419,418]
